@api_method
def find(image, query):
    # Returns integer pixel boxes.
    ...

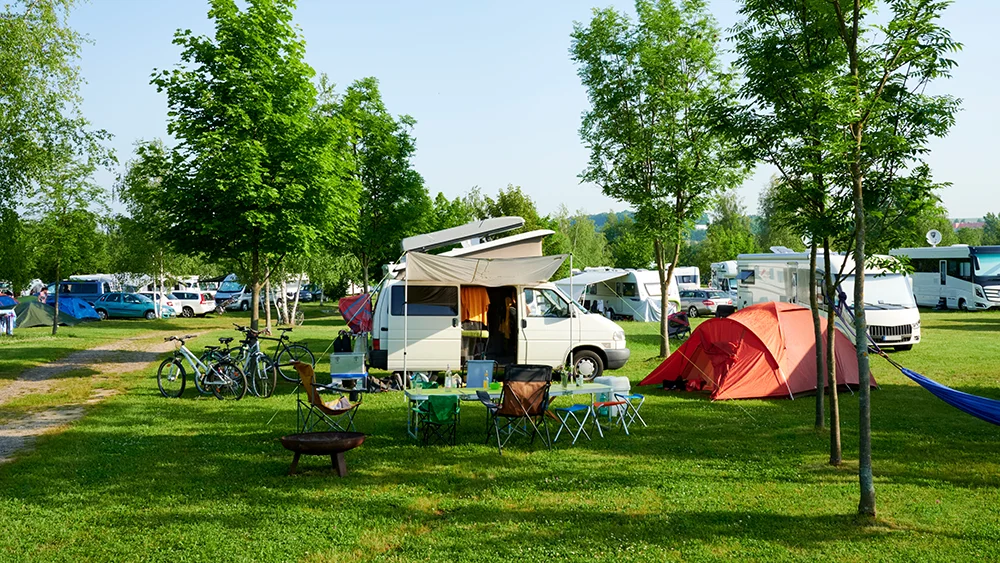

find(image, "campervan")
[889,245,1000,310]
[554,268,681,322]
[710,260,739,297]
[673,266,700,291]
[736,251,921,350]
[368,218,631,379]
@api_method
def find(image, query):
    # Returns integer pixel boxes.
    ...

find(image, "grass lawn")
[1,304,999,561]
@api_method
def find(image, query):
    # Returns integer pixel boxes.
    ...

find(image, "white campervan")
[673,266,701,291]
[554,267,681,322]
[736,251,921,350]
[710,260,739,297]
[368,218,631,379]
[889,245,1000,310]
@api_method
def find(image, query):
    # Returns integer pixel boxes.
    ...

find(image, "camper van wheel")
[605,309,615,320]
[240,301,249,312]
[687,306,699,318]
[958,299,969,312]
[573,350,603,379]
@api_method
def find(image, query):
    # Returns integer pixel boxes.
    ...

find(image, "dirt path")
[0,332,196,463]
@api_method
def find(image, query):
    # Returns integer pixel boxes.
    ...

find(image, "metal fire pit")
[279,431,365,476]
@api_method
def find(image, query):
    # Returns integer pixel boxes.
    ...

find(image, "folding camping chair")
[414,395,460,446]
[485,365,552,454]
[552,403,597,445]
[615,393,647,428]
[294,362,362,433]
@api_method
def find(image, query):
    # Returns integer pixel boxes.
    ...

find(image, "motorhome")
[554,267,681,321]
[736,251,921,350]
[710,260,739,297]
[368,218,631,379]
[889,245,1000,310]
[673,266,700,291]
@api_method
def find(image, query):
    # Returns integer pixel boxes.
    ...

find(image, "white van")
[369,280,630,379]
[736,251,921,350]
[889,245,1000,310]
[710,260,739,297]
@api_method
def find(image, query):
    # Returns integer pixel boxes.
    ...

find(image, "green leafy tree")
[0,209,33,293]
[555,208,612,272]
[756,178,807,252]
[475,185,566,258]
[571,0,747,356]
[702,194,758,266]
[334,77,431,291]
[603,213,654,269]
[983,213,1000,245]
[151,0,355,330]
[426,192,475,233]
[956,227,983,246]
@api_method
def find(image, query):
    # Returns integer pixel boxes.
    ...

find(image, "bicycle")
[157,334,247,400]
[260,327,315,383]
[232,324,277,398]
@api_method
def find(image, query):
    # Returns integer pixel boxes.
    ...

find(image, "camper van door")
[520,287,573,367]
[386,284,461,371]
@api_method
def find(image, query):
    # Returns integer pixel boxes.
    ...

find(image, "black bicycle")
[260,327,316,383]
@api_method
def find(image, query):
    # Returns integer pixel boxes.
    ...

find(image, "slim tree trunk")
[810,241,824,429]
[824,237,842,465]
[51,258,61,336]
[653,238,673,357]
[250,245,261,331]
[291,272,304,325]
[264,275,272,331]
[852,152,876,516]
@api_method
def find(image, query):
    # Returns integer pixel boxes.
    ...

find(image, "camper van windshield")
[218,281,243,293]
[974,254,1000,277]
[840,274,916,308]
[645,283,661,296]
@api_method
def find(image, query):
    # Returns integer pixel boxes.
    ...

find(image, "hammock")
[835,291,1000,426]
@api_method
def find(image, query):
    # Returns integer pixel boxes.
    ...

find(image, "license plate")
[881,335,903,342]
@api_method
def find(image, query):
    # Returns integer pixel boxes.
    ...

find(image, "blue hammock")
[899,367,1000,427]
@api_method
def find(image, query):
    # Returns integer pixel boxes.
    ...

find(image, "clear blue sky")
[72,0,997,219]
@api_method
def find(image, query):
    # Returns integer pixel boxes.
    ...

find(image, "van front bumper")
[605,348,631,370]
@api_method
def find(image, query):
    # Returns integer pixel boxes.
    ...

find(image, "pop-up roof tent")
[640,301,873,400]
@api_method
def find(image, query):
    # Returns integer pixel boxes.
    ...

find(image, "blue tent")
[48,296,101,321]
[0,295,17,309]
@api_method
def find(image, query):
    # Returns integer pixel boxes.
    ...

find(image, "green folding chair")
[418,394,460,446]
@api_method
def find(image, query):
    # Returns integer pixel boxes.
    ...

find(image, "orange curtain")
[461,287,490,325]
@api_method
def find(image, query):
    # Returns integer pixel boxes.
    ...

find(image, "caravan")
[554,268,681,321]
[710,260,739,297]
[736,251,921,350]
[368,219,631,379]
[889,245,1000,310]
[672,266,700,291]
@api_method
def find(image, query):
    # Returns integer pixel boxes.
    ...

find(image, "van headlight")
[976,287,985,298]
[612,330,626,342]
[912,320,920,331]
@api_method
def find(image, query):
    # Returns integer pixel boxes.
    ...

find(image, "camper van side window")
[621,282,637,297]
[389,285,458,316]
[739,270,755,285]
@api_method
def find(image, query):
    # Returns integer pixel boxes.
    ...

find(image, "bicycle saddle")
[204,345,219,351]
[219,337,234,344]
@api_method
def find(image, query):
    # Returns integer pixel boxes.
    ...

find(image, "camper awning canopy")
[553,270,628,300]
[400,252,567,287]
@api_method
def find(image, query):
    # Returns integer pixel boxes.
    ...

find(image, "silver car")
[679,289,734,317]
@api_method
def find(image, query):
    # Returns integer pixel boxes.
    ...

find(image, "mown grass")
[0,305,998,561]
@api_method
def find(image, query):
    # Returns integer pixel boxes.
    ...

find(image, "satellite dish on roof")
[801,235,812,248]
[926,229,942,247]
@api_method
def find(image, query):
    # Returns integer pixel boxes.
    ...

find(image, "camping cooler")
[594,375,631,417]
[330,352,367,401]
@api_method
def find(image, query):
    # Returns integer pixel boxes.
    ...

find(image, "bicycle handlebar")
[164,334,198,342]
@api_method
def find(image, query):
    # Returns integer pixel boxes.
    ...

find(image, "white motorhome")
[368,219,631,378]
[710,260,739,297]
[889,245,1000,310]
[736,251,921,350]
[673,266,700,291]
[554,268,681,322]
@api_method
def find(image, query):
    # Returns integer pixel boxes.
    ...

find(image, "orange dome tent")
[640,302,872,400]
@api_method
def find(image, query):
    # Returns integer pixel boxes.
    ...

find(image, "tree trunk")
[264,275,272,332]
[852,151,876,517]
[158,256,165,319]
[291,272,304,325]
[810,241,824,429]
[250,245,261,331]
[51,258,60,336]
[653,238,672,357]
[823,237,842,465]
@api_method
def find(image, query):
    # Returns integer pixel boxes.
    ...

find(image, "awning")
[553,270,629,300]
[401,252,567,287]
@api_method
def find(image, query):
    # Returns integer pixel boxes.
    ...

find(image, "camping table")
[404,383,611,440]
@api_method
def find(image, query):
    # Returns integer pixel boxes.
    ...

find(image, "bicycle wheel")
[293,309,305,326]
[157,357,186,398]
[209,360,247,401]
[250,353,277,398]
[195,351,225,395]
[276,343,315,383]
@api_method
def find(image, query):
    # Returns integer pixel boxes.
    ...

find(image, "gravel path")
[0,332,197,463]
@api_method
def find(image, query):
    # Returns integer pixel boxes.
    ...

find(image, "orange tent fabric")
[460,286,490,325]
[640,302,872,400]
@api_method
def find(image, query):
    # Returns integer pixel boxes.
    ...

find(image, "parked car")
[297,289,313,302]
[94,292,175,320]
[679,289,733,317]
[170,291,215,317]
[139,292,177,313]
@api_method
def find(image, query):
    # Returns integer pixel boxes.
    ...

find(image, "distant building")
[953,219,984,230]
